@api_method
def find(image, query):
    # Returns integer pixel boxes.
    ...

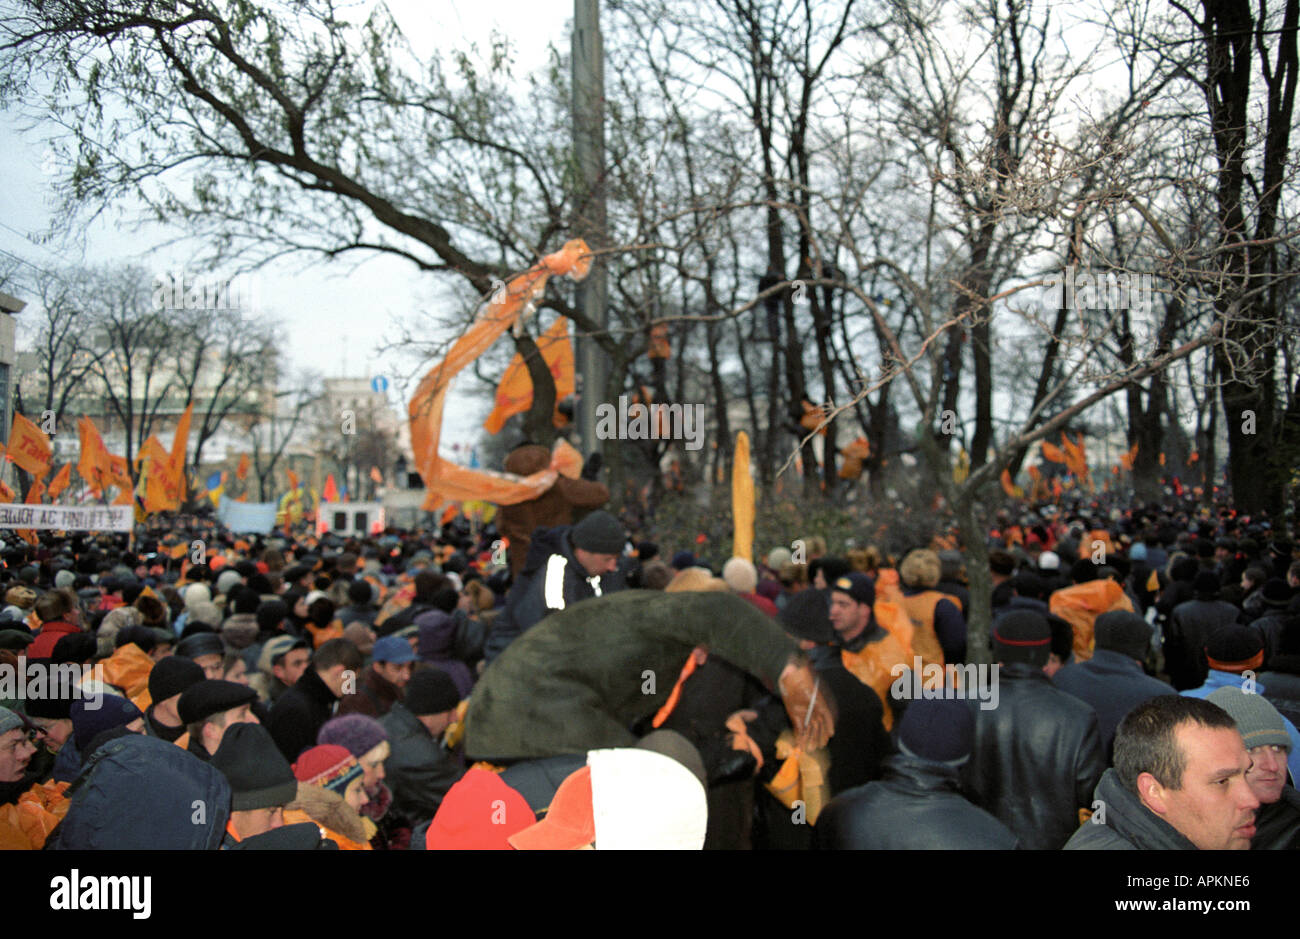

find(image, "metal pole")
[573,0,607,458]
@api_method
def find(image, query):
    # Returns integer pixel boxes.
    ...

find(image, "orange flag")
[286,468,300,493]
[482,316,575,435]
[370,466,383,485]
[408,239,590,508]
[1159,452,1166,466]
[0,481,12,502]
[236,452,250,481]
[1041,441,1066,463]
[169,402,193,500]
[24,479,45,504]
[46,464,71,501]
[78,417,112,495]
[1000,468,1023,498]
[1118,441,1139,471]
[136,435,169,471]
[8,413,51,478]
[439,504,459,526]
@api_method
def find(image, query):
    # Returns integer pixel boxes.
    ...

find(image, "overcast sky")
[0,0,574,457]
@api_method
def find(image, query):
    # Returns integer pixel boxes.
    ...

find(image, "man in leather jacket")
[817,697,1018,849]
[963,609,1105,849]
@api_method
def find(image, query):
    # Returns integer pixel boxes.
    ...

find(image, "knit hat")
[54,570,76,589]
[1094,611,1152,662]
[258,635,308,674]
[830,572,874,606]
[184,583,212,608]
[1193,570,1222,600]
[148,655,206,704]
[372,635,417,665]
[0,706,24,736]
[71,695,143,753]
[766,547,793,571]
[778,588,836,644]
[178,679,258,725]
[342,622,376,656]
[721,557,758,594]
[1206,687,1292,751]
[50,633,97,664]
[425,768,536,850]
[571,511,625,555]
[21,691,72,720]
[317,713,388,758]
[670,551,697,571]
[185,601,223,630]
[897,697,974,764]
[992,610,1052,665]
[1205,626,1265,673]
[216,570,243,596]
[212,723,299,811]
[1037,551,1061,572]
[404,668,461,716]
[175,632,225,661]
[292,744,363,797]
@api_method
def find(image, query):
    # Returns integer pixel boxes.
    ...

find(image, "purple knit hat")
[317,713,388,758]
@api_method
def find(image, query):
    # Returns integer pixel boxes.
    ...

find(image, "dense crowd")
[0,499,1296,850]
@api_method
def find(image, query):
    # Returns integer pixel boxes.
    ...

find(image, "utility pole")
[573,0,607,458]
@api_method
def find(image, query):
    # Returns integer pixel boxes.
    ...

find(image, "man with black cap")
[817,697,1018,849]
[1165,570,1240,689]
[179,678,261,761]
[268,637,363,761]
[176,631,226,680]
[1053,610,1175,757]
[826,572,911,732]
[379,668,465,826]
[483,509,628,663]
[212,723,333,848]
[963,609,1104,850]
[145,656,206,743]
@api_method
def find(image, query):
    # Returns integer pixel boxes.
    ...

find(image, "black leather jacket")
[817,752,1019,849]
[962,662,1104,850]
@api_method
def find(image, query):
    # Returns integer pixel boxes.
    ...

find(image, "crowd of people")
[0,497,1296,850]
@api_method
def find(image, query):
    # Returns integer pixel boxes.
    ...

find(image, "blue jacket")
[1183,671,1300,781]
[1053,649,1175,757]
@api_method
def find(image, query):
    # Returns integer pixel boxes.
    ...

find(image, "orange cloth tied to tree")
[482,315,574,435]
[409,239,591,509]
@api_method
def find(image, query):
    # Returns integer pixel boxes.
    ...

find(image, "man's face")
[29,717,73,753]
[204,704,259,754]
[574,548,619,578]
[1143,724,1259,850]
[828,592,869,642]
[1245,744,1289,805]
[232,805,283,839]
[374,660,414,690]
[418,709,457,739]
[150,643,173,662]
[0,728,37,782]
[194,653,223,680]
[273,649,311,687]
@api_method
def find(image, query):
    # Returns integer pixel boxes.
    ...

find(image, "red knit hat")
[424,768,535,850]
[292,744,362,796]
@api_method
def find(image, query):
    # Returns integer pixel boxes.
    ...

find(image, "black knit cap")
[149,655,206,704]
[50,632,98,665]
[404,668,461,716]
[211,723,298,811]
[175,632,225,660]
[1261,579,1292,607]
[830,572,875,607]
[992,610,1051,665]
[1205,625,1264,665]
[1193,570,1222,599]
[778,588,836,644]
[898,697,974,763]
[23,691,72,720]
[178,679,258,725]
[1094,611,1151,661]
[571,510,625,555]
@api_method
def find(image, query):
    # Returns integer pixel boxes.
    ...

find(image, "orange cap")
[507,766,595,850]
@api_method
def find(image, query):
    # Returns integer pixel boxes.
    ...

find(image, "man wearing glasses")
[0,706,41,803]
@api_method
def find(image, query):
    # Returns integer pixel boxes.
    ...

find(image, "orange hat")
[507,766,595,850]
[425,769,535,850]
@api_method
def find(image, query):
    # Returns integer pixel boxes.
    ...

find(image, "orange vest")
[1049,579,1134,662]
[898,590,955,672]
[840,628,910,732]
[306,619,345,649]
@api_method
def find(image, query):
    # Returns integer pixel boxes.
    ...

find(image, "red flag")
[322,474,339,503]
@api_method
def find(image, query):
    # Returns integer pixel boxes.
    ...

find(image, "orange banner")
[8,413,51,477]
[409,239,591,507]
[77,417,113,496]
[482,316,575,435]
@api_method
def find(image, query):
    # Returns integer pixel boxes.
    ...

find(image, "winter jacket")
[1247,612,1291,663]
[1258,660,1300,729]
[144,705,186,743]
[1052,649,1175,758]
[817,752,1019,850]
[26,620,80,660]
[268,667,339,761]
[1064,768,1197,849]
[465,590,796,763]
[497,443,610,577]
[483,527,622,664]
[1253,785,1300,850]
[963,662,1105,850]
[816,660,890,795]
[416,610,476,699]
[283,783,376,850]
[221,613,259,650]
[50,734,231,849]
[336,604,377,628]
[379,702,464,826]
[1164,598,1240,689]
[1182,672,1300,781]
[335,664,404,719]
